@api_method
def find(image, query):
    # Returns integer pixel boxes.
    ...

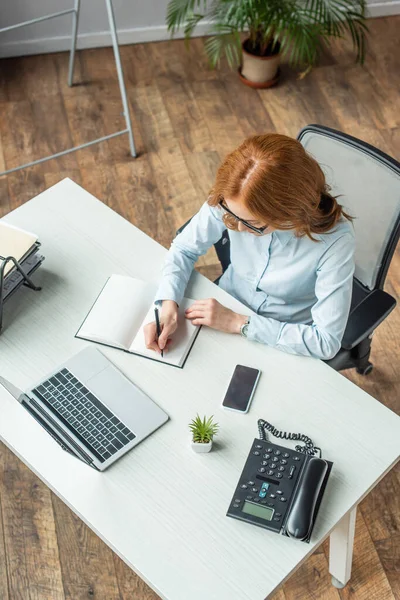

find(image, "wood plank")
[52,493,120,600]
[345,66,399,131]
[283,551,341,600]
[0,444,28,600]
[78,46,144,164]
[29,97,79,173]
[380,127,400,160]
[125,43,156,87]
[148,43,220,267]
[78,162,128,220]
[0,129,6,175]
[359,18,400,132]
[0,100,41,171]
[0,54,60,103]
[258,68,341,139]
[53,50,85,98]
[62,93,110,171]
[312,65,391,145]
[128,81,179,154]
[113,553,161,600]
[314,61,398,135]
[326,511,396,600]
[44,171,83,190]
[268,586,287,600]
[0,447,10,600]
[374,534,400,600]
[128,82,204,246]
[183,151,220,200]
[196,263,222,282]
[0,178,10,217]
[359,465,400,543]
[0,442,65,600]
[190,79,245,158]
[222,75,276,138]
[147,38,219,84]
[0,95,77,177]
[154,75,214,155]
[114,157,176,248]
[5,166,46,213]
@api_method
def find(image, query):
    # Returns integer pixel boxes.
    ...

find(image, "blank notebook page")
[78,276,156,349]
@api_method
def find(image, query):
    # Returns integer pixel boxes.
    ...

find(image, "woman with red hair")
[145,133,355,361]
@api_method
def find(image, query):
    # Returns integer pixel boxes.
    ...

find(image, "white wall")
[0,0,398,58]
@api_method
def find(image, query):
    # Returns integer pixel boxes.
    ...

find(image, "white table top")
[0,178,399,600]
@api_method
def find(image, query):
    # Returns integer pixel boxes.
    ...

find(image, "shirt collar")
[272,229,294,249]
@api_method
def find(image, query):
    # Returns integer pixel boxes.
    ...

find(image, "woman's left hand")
[185,298,247,334]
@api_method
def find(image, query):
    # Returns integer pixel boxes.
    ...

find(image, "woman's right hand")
[144,300,179,354]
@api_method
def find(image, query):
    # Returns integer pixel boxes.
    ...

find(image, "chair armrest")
[341,289,396,350]
[176,218,192,237]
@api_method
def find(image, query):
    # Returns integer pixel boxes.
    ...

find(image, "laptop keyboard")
[32,368,136,463]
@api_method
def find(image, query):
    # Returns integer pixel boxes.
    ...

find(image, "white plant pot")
[191,440,213,453]
[239,39,281,89]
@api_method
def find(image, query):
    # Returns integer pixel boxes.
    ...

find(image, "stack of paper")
[0,222,39,277]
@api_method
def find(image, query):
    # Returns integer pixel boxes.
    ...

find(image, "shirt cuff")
[154,275,185,307]
[247,314,283,347]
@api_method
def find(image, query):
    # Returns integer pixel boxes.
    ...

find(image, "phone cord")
[258,419,321,457]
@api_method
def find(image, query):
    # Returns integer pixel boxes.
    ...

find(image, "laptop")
[1,347,168,471]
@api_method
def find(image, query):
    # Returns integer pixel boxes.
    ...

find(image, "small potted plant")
[189,414,219,453]
[166,0,368,88]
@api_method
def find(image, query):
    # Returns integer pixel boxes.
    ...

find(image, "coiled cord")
[258,419,321,457]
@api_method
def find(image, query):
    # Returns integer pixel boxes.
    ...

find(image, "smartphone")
[222,365,261,413]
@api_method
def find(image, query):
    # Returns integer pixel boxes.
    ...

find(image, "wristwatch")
[240,317,251,338]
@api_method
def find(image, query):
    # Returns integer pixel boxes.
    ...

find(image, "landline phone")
[227,419,332,542]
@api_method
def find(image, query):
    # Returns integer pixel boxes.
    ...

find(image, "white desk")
[0,178,399,600]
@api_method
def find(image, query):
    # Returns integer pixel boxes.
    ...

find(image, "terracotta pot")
[240,39,280,88]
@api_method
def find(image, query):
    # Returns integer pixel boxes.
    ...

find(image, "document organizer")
[0,245,44,333]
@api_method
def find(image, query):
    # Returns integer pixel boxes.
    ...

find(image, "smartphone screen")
[222,365,261,413]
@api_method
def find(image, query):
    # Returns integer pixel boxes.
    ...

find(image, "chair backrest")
[297,125,400,291]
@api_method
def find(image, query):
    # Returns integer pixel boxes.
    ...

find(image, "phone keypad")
[227,438,307,533]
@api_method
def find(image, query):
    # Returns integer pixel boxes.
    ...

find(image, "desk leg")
[329,506,357,588]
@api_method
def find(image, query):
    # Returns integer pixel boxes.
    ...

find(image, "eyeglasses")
[219,200,268,235]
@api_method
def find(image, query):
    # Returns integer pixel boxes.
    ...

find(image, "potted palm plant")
[189,414,219,453]
[166,0,368,88]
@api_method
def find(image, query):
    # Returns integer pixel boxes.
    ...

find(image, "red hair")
[208,134,352,239]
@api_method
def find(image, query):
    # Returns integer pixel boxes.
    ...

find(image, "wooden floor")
[0,16,399,600]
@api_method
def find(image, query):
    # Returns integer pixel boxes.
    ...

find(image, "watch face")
[242,323,249,338]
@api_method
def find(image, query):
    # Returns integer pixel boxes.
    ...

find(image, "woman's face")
[225,198,275,236]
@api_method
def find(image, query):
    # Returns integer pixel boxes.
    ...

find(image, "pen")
[154,305,163,358]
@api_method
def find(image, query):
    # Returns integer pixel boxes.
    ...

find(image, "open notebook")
[76,275,200,368]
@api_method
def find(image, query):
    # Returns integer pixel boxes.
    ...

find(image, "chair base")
[356,362,374,376]
[324,337,373,375]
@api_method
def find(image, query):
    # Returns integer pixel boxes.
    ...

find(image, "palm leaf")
[166,0,369,68]
[205,25,241,68]
[167,0,208,34]
[183,12,205,48]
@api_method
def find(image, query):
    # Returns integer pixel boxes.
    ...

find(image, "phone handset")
[285,456,328,540]
[257,418,329,541]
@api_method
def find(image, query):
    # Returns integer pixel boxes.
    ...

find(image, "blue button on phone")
[259,482,270,498]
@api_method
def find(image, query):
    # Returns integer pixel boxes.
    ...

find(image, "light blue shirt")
[155,202,356,360]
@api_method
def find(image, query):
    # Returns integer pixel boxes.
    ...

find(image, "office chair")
[176,125,399,375]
